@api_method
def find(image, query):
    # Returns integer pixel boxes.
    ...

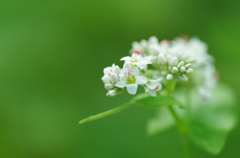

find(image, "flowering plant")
[80,36,237,157]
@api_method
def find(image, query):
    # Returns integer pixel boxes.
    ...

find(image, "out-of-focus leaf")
[190,84,238,155]
[130,93,184,108]
[147,106,176,136]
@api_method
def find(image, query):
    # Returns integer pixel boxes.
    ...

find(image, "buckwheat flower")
[102,64,121,95]
[120,52,153,69]
[106,90,117,97]
[102,73,119,88]
[144,78,162,96]
[115,67,148,95]
[103,63,120,76]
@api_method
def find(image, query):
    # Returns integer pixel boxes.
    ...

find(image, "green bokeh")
[0,0,239,158]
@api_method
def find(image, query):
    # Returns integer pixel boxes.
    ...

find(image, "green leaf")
[130,93,185,108]
[79,93,183,124]
[147,106,176,136]
[190,84,238,155]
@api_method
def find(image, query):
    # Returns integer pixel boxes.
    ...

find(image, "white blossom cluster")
[102,36,216,99]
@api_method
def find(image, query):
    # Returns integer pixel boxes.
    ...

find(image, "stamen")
[133,50,143,54]
[162,40,169,45]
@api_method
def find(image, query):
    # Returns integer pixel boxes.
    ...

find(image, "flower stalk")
[166,80,192,158]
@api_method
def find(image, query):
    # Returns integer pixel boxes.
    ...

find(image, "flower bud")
[140,40,147,47]
[166,74,174,80]
[178,75,188,81]
[188,68,193,73]
[110,73,119,83]
[113,66,120,75]
[105,84,114,90]
[102,76,111,84]
[177,61,184,68]
[180,67,186,73]
[171,57,178,66]
[185,63,191,68]
[158,54,166,65]
[149,36,158,44]
[186,70,191,73]
[172,67,179,74]
[167,55,172,65]
[106,90,117,97]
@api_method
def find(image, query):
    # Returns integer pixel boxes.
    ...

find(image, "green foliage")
[79,93,183,124]
[147,106,176,136]
[147,84,238,155]
[190,84,238,154]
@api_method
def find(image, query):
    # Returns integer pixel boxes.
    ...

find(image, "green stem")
[79,104,133,124]
[166,80,192,158]
[167,106,184,132]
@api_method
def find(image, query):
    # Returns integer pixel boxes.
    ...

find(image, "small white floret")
[180,67,186,73]
[177,61,184,68]
[172,67,179,74]
[166,74,174,80]
[171,57,178,66]
[178,75,188,81]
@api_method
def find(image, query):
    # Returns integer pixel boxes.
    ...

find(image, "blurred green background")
[0,0,239,158]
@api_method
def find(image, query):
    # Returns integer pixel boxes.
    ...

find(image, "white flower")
[115,67,148,95]
[144,78,162,96]
[102,64,121,92]
[120,53,152,69]
[103,64,120,76]
[106,90,117,97]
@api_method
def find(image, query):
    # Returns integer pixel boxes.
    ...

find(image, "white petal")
[146,81,158,90]
[103,67,111,75]
[185,63,191,68]
[123,62,132,69]
[158,54,166,65]
[148,90,157,97]
[126,84,138,95]
[113,66,120,74]
[115,81,127,88]
[131,67,140,76]
[102,76,111,84]
[167,55,173,65]
[110,73,119,83]
[177,61,184,68]
[120,68,128,75]
[135,62,146,69]
[171,57,178,66]
[136,76,148,84]
[105,84,114,90]
[155,84,162,91]
[119,74,127,81]
[120,56,132,61]
[144,85,149,92]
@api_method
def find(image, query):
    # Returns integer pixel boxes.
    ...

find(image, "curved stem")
[165,80,192,158]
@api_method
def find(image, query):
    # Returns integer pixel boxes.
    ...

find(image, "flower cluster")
[102,36,216,99]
